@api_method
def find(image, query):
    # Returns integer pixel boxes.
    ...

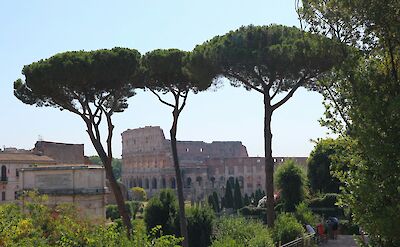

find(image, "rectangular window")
[228,166,234,175]
[1,191,5,201]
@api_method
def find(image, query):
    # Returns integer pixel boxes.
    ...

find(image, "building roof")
[0,152,55,164]
[20,164,104,171]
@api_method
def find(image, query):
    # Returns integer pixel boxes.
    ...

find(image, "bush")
[238,206,267,223]
[308,193,338,208]
[273,213,304,245]
[0,193,181,246]
[106,201,142,221]
[131,187,147,201]
[294,202,318,226]
[275,160,307,212]
[187,205,215,247]
[144,189,178,235]
[212,216,274,247]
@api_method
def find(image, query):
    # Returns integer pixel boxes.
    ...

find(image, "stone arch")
[152,177,157,189]
[145,178,149,189]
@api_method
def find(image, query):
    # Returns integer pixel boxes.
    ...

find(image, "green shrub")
[294,202,318,226]
[106,201,142,221]
[309,193,338,208]
[238,206,267,223]
[275,160,307,212]
[212,216,274,247]
[0,193,181,246]
[106,204,120,220]
[187,205,215,247]
[144,189,178,235]
[339,219,360,235]
[131,187,147,201]
[273,213,304,245]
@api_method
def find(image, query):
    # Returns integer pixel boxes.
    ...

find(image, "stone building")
[19,165,106,220]
[0,150,55,203]
[121,126,307,201]
[0,141,108,220]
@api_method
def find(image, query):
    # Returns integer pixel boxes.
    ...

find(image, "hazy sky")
[0,0,331,158]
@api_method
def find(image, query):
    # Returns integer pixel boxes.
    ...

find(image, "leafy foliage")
[272,213,304,245]
[106,201,141,221]
[131,187,147,201]
[0,193,181,247]
[275,160,306,212]
[186,206,215,247]
[300,1,400,245]
[307,138,348,193]
[211,216,274,247]
[144,189,179,235]
[294,202,318,226]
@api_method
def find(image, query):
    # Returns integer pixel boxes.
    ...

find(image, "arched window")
[152,178,157,189]
[1,166,7,181]
[133,179,137,187]
[186,177,192,188]
[145,178,149,189]
[138,178,143,188]
[162,178,166,188]
[171,177,176,189]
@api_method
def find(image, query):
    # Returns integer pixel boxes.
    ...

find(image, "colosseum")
[121,126,307,202]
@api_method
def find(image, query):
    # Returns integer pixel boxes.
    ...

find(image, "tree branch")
[227,72,264,94]
[178,89,189,115]
[149,88,175,108]
[271,76,306,111]
[270,78,283,100]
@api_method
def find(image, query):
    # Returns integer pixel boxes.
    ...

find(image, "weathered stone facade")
[121,126,307,201]
[0,142,108,220]
[19,165,106,220]
[33,141,85,164]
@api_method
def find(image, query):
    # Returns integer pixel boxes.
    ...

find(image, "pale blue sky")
[0,0,330,158]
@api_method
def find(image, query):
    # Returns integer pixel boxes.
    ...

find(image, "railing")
[279,233,315,247]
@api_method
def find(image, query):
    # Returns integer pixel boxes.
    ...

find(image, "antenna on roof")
[38,135,43,142]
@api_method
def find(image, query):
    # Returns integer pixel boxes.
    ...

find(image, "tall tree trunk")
[102,158,132,237]
[170,111,189,247]
[85,126,133,237]
[264,94,275,227]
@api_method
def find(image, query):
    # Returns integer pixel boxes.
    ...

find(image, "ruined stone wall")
[34,141,84,165]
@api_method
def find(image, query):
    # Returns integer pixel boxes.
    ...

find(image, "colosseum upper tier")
[121,126,306,201]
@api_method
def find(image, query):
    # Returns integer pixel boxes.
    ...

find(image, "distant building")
[121,126,307,201]
[0,151,55,203]
[0,141,108,220]
[19,165,106,220]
